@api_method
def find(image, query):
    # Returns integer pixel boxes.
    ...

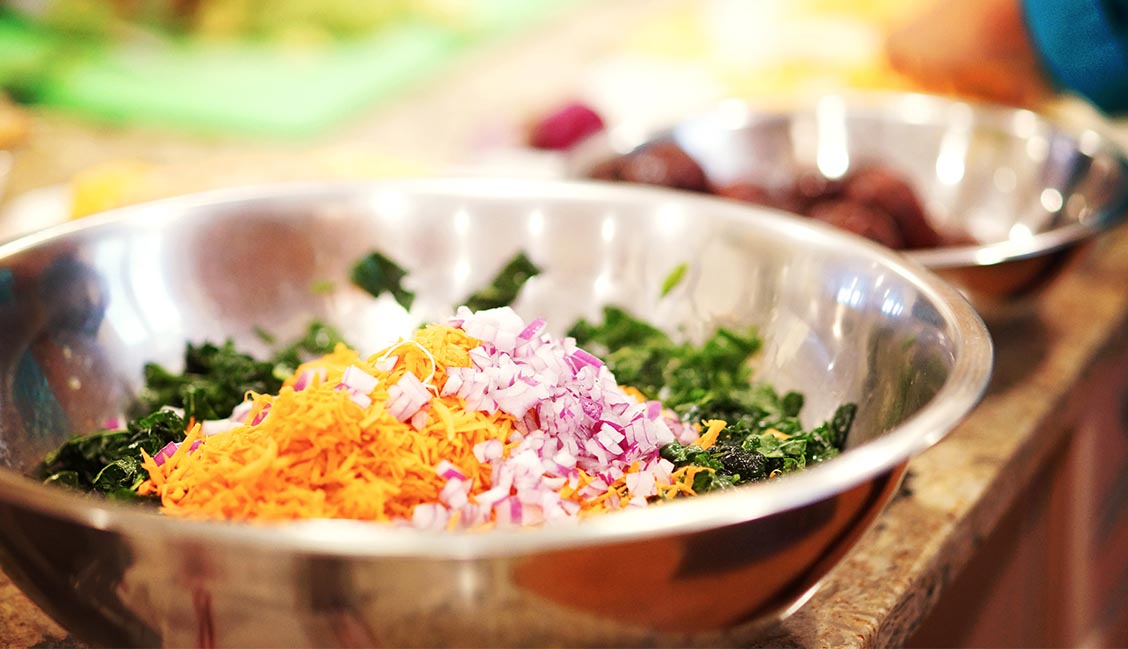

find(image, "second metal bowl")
[569,93,1128,319]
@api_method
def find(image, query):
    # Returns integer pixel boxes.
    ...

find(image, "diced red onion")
[152,441,178,467]
[570,348,603,370]
[386,372,431,422]
[473,439,504,463]
[153,439,202,467]
[435,460,467,481]
[201,419,239,437]
[293,367,327,392]
[433,307,688,527]
[439,477,470,509]
[518,317,546,341]
[348,391,373,409]
[250,404,271,426]
[474,486,509,508]
[340,365,378,395]
[411,503,449,531]
[230,400,255,423]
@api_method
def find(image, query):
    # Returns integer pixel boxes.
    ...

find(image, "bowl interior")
[0,179,987,525]
[571,94,1128,263]
[0,180,994,645]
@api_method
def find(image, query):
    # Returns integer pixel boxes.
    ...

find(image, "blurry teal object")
[0,0,575,137]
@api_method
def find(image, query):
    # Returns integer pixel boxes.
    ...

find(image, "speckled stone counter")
[4,2,1128,646]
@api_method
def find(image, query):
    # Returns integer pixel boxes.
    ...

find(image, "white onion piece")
[340,365,378,395]
[201,419,240,437]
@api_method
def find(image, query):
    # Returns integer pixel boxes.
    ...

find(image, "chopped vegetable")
[40,325,347,499]
[350,251,415,310]
[568,305,763,409]
[571,306,852,490]
[660,262,687,297]
[462,252,541,312]
[39,409,186,501]
[136,309,698,526]
[269,321,347,378]
[37,269,856,526]
[138,340,283,422]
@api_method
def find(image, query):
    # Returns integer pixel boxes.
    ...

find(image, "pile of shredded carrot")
[138,325,513,522]
[136,323,718,525]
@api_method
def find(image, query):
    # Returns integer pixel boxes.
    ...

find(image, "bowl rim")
[574,90,1128,271]
[0,178,993,558]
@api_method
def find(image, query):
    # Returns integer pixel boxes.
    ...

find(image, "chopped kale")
[568,305,762,408]
[573,305,855,493]
[270,321,346,379]
[351,251,415,310]
[39,409,187,501]
[40,325,353,499]
[463,252,541,312]
[138,340,282,422]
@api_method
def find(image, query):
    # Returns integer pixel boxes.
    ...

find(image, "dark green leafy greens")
[570,306,855,492]
[138,341,281,422]
[39,323,348,499]
[351,251,415,310]
[268,321,346,379]
[38,255,855,503]
[568,305,763,410]
[39,410,186,501]
[463,252,541,312]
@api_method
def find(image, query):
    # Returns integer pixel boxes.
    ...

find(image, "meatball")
[809,200,906,249]
[618,142,709,192]
[843,166,942,248]
[714,181,776,206]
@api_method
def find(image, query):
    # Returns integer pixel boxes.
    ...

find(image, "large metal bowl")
[568,93,1128,320]
[0,179,991,647]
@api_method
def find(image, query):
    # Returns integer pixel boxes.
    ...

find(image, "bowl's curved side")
[0,180,991,645]
[0,462,907,647]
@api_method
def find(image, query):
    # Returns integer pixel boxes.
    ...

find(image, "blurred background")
[0,0,1047,235]
[1,2,1126,648]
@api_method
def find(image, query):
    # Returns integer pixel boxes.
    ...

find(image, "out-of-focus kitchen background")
[0,0,1040,234]
[2,1,1127,648]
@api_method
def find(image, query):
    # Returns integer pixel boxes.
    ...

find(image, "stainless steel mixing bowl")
[568,92,1128,320]
[0,179,991,647]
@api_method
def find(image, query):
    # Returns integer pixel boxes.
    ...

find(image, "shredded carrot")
[765,428,790,440]
[695,419,727,450]
[137,325,518,523]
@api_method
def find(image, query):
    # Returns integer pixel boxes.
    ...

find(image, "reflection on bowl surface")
[0,180,991,647]
[571,93,1128,319]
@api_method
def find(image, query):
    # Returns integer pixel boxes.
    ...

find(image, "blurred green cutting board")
[0,0,573,137]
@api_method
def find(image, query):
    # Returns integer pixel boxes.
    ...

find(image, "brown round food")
[791,169,846,207]
[809,200,906,249]
[714,181,776,206]
[618,142,708,192]
[843,166,942,248]
[588,156,625,181]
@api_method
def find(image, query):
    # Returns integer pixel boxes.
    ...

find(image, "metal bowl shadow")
[0,179,991,647]
[568,93,1128,321]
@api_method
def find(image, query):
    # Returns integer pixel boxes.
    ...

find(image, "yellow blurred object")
[70,160,155,219]
[618,0,934,101]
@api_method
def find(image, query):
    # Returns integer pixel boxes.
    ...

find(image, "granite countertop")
[4,2,1128,647]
